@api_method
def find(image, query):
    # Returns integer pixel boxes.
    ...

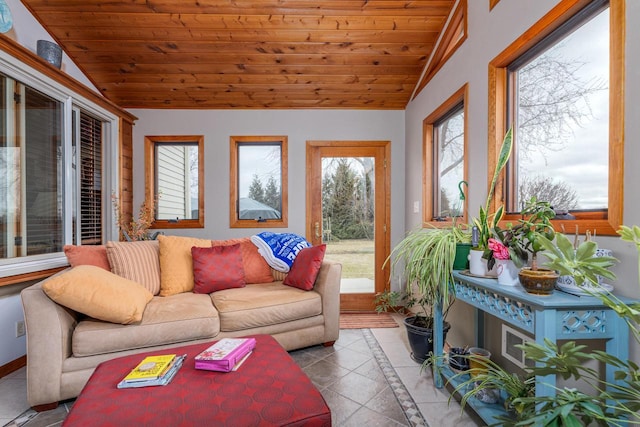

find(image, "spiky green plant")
[472,128,512,253]
[377,224,469,323]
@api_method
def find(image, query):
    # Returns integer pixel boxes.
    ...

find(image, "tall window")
[507,2,609,213]
[74,111,103,245]
[423,85,468,223]
[0,73,108,264]
[230,136,288,228]
[0,78,63,259]
[489,0,623,235]
[144,135,204,229]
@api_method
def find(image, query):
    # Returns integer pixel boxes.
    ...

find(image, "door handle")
[315,222,320,238]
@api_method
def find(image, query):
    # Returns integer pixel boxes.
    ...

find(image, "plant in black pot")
[376,225,467,363]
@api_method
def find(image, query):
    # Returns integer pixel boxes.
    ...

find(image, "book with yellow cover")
[122,354,176,382]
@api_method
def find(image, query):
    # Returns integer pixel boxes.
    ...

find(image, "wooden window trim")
[423,84,469,226]
[230,136,288,228]
[413,0,467,100]
[488,0,624,236]
[144,135,205,229]
[489,0,501,11]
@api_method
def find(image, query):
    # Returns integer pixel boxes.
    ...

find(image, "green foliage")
[448,228,640,426]
[247,174,282,212]
[538,232,617,286]
[512,197,556,270]
[248,174,265,202]
[472,128,512,251]
[322,158,374,240]
[377,225,469,320]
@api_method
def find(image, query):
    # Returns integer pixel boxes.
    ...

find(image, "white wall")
[405,0,640,362]
[129,109,406,266]
[0,292,26,364]
[3,0,97,90]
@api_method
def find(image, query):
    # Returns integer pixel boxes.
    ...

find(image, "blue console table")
[432,271,632,424]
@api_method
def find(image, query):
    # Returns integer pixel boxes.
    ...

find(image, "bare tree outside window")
[434,105,464,218]
[511,7,609,211]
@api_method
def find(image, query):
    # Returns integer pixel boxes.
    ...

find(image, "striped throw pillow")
[106,240,161,295]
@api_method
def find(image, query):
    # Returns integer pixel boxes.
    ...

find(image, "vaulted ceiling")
[21,0,457,109]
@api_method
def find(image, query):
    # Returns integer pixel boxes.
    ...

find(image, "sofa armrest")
[313,260,341,344]
[21,276,79,407]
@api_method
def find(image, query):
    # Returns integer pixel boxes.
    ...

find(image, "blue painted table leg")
[534,309,556,398]
[434,299,444,388]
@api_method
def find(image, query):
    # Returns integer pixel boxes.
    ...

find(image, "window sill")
[0,255,68,286]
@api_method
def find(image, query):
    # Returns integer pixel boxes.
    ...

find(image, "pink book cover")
[194,338,256,372]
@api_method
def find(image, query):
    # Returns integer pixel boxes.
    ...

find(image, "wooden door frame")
[306,140,391,312]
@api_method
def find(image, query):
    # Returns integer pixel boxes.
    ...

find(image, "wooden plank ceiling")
[21,0,455,109]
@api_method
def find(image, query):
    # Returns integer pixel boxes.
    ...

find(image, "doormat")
[339,312,399,329]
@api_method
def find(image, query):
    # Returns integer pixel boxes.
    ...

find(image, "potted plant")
[511,197,558,294]
[447,234,640,426]
[537,232,617,290]
[376,224,470,362]
[486,224,528,286]
[470,128,512,276]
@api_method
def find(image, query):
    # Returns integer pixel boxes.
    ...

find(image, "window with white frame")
[0,66,116,276]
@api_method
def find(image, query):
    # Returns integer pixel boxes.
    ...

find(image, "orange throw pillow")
[211,237,273,284]
[158,235,212,296]
[64,245,111,271]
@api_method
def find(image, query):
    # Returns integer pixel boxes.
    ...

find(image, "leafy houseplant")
[512,197,558,294]
[469,128,512,275]
[448,233,640,426]
[376,224,470,362]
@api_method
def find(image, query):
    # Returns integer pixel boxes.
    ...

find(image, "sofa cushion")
[72,292,220,357]
[284,244,326,291]
[210,282,322,332]
[64,245,111,271]
[42,265,153,325]
[192,244,246,293]
[211,237,273,284]
[106,240,161,295]
[158,235,211,296]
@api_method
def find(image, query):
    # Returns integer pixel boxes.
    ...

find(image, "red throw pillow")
[191,244,246,294]
[283,244,326,291]
[64,245,111,271]
[211,238,273,284]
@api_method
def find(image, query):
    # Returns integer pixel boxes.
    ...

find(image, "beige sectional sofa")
[20,236,341,410]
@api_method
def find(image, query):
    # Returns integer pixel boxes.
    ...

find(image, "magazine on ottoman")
[194,337,256,372]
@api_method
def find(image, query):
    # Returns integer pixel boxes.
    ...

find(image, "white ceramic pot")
[468,249,497,277]
[496,259,519,286]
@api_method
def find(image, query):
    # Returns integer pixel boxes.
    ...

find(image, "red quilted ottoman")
[63,335,331,426]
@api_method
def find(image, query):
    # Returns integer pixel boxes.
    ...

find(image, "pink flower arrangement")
[488,238,510,260]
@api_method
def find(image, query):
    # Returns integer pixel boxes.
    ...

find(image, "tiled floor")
[0,315,480,426]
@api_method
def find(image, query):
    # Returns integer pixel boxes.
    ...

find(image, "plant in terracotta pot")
[511,197,558,295]
[376,224,470,362]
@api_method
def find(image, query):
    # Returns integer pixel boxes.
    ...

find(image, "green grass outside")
[324,239,375,279]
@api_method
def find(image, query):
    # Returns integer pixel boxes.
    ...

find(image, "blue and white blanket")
[251,232,311,272]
